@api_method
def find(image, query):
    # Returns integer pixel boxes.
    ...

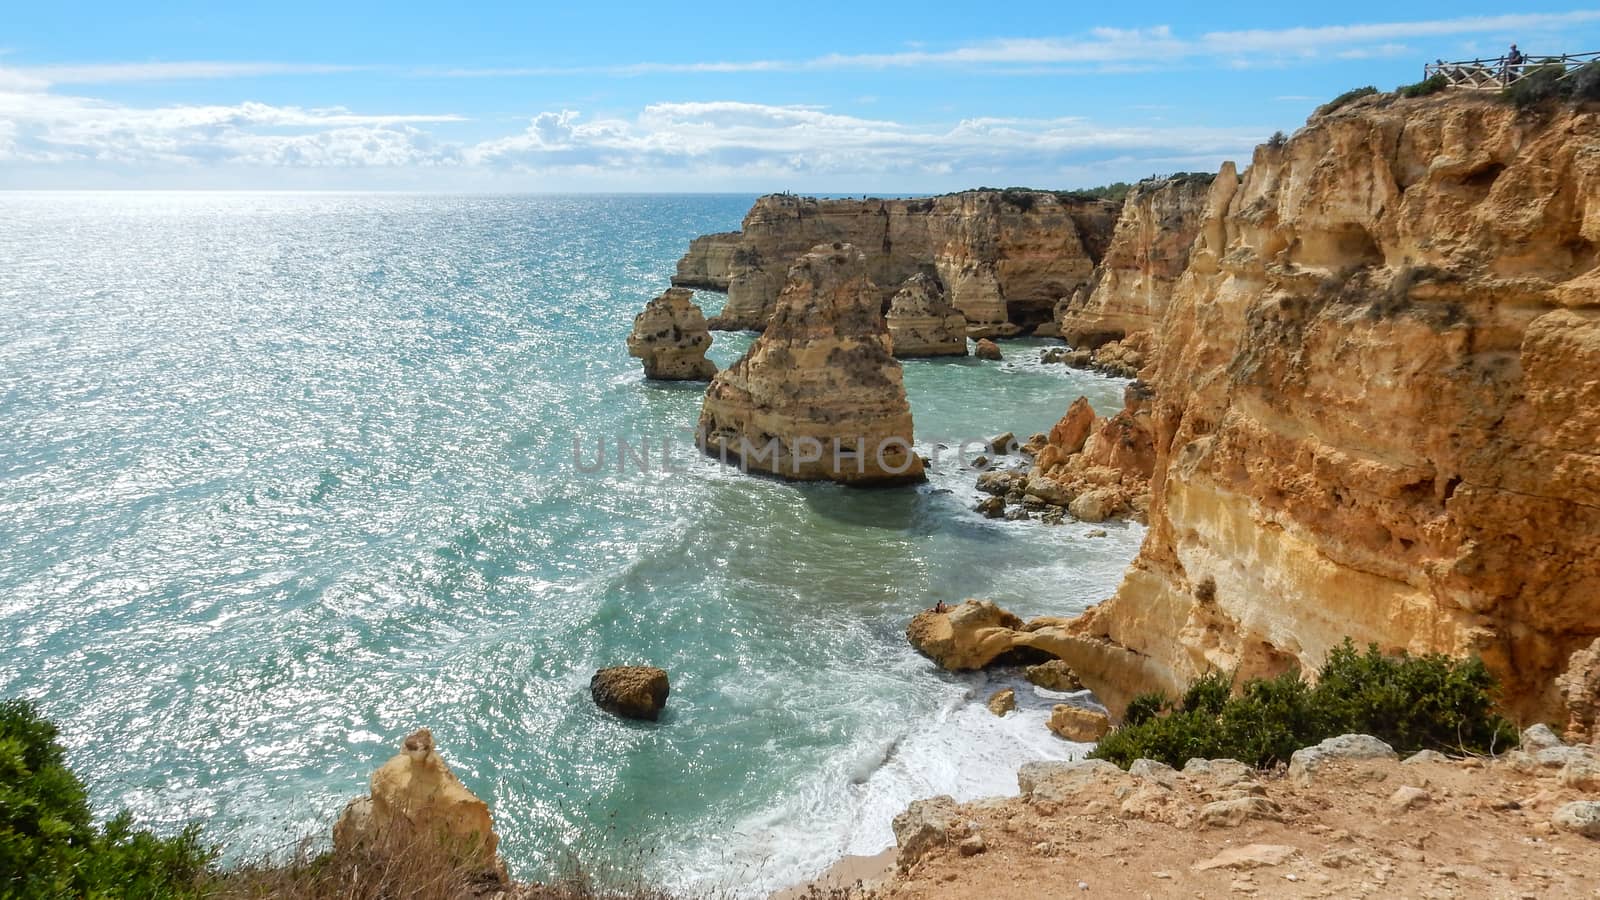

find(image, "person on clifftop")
[1505,44,1524,81]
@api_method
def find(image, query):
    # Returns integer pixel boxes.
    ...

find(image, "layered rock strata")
[1060,93,1600,721]
[697,243,925,484]
[886,272,968,357]
[670,231,741,290]
[625,287,716,380]
[681,191,1119,333]
[1057,173,1217,350]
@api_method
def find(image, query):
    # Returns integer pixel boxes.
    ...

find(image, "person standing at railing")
[1504,43,1525,83]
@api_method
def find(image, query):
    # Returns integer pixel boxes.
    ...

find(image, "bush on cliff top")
[1397,74,1449,99]
[1,699,216,898]
[1090,640,1518,769]
[1319,85,1378,115]
[1503,61,1600,109]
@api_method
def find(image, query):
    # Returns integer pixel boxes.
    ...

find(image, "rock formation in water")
[697,242,925,484]
[671,231,741,291]
[886,272,968,357]
[973,338,1002,361]
[678,191,1119,334]
[591,665,671,721]
[1050,92,1600,722]
[1057,173,1216,351]
[626,287,717,380]
[333,728,501,875]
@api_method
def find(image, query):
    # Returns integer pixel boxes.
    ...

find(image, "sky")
[2,2,1598,192]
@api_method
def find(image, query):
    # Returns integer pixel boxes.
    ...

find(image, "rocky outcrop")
[979,387,1157,524]
[625,288,716,380]
[1058,173,1216,350]
[1557,638,1600,744]
[591,665,671,721]
[333,728,501,874]
[1047,704,1110,741]
[671,231,741,291]
[685,191,1119,333]
[697,243,924,484]
[1063,94,1600,722]
[886,272,967,357]
[973,339,1002,361]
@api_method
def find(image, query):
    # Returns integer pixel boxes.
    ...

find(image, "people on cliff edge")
[1504,43,1524,82]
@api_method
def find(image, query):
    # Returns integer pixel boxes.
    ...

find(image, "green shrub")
[1090,640,1517,769]
[1321,85,1378,114]
[1504,63,1572,109]
[0,699,214,898]
[1397,74,1448,99]
[1266,130,1288,150]
[1572,61,1600,101]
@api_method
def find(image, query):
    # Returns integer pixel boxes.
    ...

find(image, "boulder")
[1559,757,1600,791]
[333,728,501,874]
[1193,844,1299,871]
[986,688,1016,717]
[591,666,671,721]
[1553,801,1600,838]
[985,432,1016,455]
[1048,704,1111,742]
[697,243,924,484]
[1288,734,1397,783]
[1068,487,1123,523]
[975,496,1005,518]
[1048,397,1097,456]
[906,600,1025,671]
[1557,638,1600,743]
[625,287,717,380]
[974,338,1002,361]
[892,795,959,870]
[1025,659,1083,692]
[1018,759,1128,804]
[886,272,967,357]
[1197,796,1282,828]
[1521,723,1564,752]
[1389,785,1432,811]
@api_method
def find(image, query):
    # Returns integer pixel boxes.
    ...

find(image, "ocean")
[0,192,1139,895]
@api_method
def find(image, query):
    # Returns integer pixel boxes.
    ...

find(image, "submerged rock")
[886,272,967,357]
[697,243,924,485]
[333,728,501,874]
[625,287,716,380]
[591,665,671,721]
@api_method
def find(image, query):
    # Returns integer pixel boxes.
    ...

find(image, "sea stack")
[626,287,717,380]
[886,272,968,358]
[697,242,925,484]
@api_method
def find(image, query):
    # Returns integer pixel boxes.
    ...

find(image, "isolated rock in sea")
[987,688,1016,717]
[1058,173,1212,350]
[696,243,924,484]
[625,287,716,380]
[591,666,671,721]
[886,271,968,357]
[974,338,1003,360]
[684,191,1118,332]
[1057,98,1600,723]
[333,728,501,873]
[907,600,1026,671]
[1048,704,1110,741]
[671,231,742,291]
[1025,659,1083,692]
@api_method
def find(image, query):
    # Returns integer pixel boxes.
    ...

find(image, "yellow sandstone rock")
[333,728,500,873]
[625,287,716,381]
[697,243,924,484]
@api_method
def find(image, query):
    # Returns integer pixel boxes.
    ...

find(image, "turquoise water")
[0,192,1137,894]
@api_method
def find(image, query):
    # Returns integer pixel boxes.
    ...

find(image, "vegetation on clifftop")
[1090,640,1518,770]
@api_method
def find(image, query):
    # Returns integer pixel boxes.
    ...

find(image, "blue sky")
[2,2,1597,191]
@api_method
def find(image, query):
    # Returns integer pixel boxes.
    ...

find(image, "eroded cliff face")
[626,287,716,380]
[671,231,741,291]
[1068,94,1600,721]
[1058,174,1218,350]
[686,192,1119,334]
[697,242,924,484]
[887,272,968,358]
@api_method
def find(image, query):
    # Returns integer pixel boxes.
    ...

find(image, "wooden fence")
[1423,51,1598,90]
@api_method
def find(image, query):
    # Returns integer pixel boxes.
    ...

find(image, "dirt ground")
[787,742,1600,899]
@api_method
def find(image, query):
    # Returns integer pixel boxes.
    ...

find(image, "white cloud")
[434,11,1600,77]
[14,61,362,86]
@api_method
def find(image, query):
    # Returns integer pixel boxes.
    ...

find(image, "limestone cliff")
[1062,93,1600,722]
[697,242,924,484]
[1058,173,1217,350]
[887,272,968,357]
[684,191,1119,334]
[671,231,741,291]
[626,287,716,380]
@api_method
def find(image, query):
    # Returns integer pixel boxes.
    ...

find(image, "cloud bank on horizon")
[2,7,1597,190]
